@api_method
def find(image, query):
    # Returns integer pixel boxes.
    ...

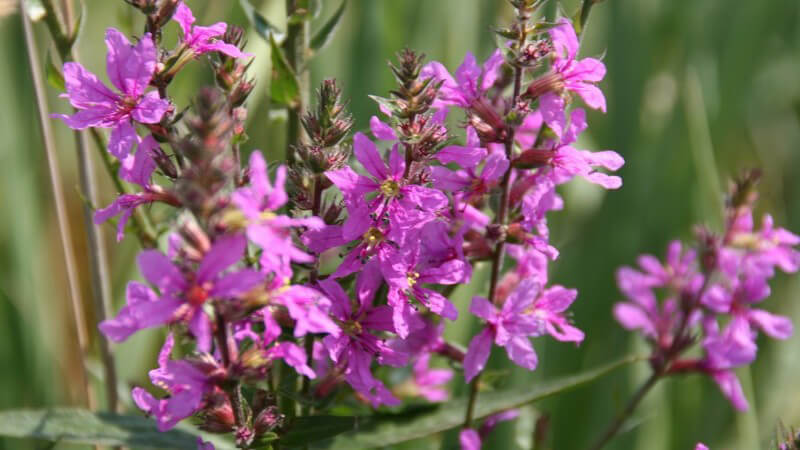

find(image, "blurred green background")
[2,0,799,448]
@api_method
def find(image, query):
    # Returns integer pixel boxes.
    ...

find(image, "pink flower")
[539,18,607,136]
[318,277,405,407]
[233,312,316,379]
[132,334,212,431]
[174,2,251,59]
[326,133,447,242]
[431,148,508,201]
[382,246,464,337]
[99,235,263,351]
[421,50,505,108]
[233,151,323,278]
[460,429,481,450]
[614,241,703,347]
[410,354,453,402]
[520,109,624,190]
[530,285,585,343]
[53,29,170,158]
[94,135,172,241]
[197,439,215,450]
[459,410,520,450]
[463,279,547,382]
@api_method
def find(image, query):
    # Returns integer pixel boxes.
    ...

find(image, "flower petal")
[354,132,387,180]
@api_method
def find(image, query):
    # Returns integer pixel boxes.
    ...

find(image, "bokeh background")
[2,0,800,448]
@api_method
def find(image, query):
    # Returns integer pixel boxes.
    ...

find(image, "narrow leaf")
[45,52,65,92]
[322,355,640,449]
[310,0,347,52]
[67,0,87,49]
[269,34,301,108]
[279,415,357,448]
[239,0,286,44]
[0,408,233,449]
[22,0,46,22]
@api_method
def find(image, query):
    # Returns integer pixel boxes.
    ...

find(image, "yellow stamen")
[380,179,400,197]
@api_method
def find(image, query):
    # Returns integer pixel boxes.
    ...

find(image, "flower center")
[186,284,209,307]
[116,95,139,117]
[363,227,385,248]
[407,271,420,287]
[342,320,363,336]
[380,179,400,197]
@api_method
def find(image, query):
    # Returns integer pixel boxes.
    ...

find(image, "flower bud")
[197,390,236,433]
[254,405,285,435]
[523,71,565,101]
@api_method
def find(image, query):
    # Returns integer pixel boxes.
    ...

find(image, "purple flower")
[434,126,493,170]
[94,135,172,241]
[382,246,464,337]
[233,151,323,278]
[319,277,405,407]
[197,439,215,450]
[459,410,520,450]
[538,18,606,136]
[463,279,546,382]
[174,2,251,59]
[720,213,800,281]
[326,132,447,242]
[387,318,446,356]
[234,311,316,379]
[695,444,710,450]
[132,334,212,431]
[615,221,797,413]
[523,109,624,190]
[530,285,584,343]
[704,365,749,412]
[431,148,508,201]
[421,50,504,108]
[272,283,341,338]
[328,225,400,280]
[614,241,703,348]
[370,115,397,141]
[460,429,481,450]
[410,354,453,402]
[99,234,263,351]
[54,29,169,158]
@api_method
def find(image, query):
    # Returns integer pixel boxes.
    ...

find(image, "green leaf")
[368,95,400,116]
[310,0,347,52]
[322,355,640,449]
[279,415,357,448]
[22,0,46,22]
[269,34,301,108]
[0,408,233,449]
[45,52,65,92]
[239,0,286,44]
[67,1,87,49]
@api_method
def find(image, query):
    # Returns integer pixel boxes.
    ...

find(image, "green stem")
[21,7,95,410]
[464,64,523,431]
[301,175,324,417]
[588,371,662,450]
[284,0,311,163]
[40,0,120,413]
[282,0,311,422]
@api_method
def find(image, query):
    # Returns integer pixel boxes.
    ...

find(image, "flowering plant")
[8,0,798,449]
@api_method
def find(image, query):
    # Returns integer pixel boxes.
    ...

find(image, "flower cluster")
[614,170,799,410]
[46,0,799,448]
[67,0,800,449]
